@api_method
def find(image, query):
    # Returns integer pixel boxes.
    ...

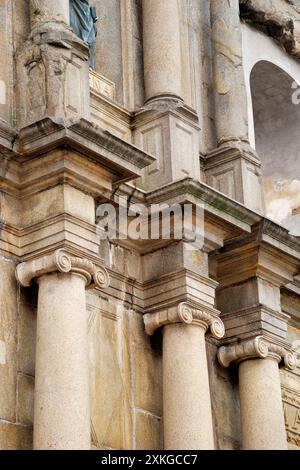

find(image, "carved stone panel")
[282,387,300,448]
[16,42,90,127]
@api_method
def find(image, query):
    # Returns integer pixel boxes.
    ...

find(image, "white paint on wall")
[0,340,6,365]
[0,80,6,105]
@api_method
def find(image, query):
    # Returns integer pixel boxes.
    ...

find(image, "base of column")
[144,93,184,111]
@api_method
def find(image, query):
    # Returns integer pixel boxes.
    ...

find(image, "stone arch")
[250,60,300,234]
[242,24,300,234]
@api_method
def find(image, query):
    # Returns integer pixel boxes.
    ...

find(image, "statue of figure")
[69,0,99,69]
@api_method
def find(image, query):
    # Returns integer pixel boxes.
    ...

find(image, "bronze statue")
[70,0,99,69]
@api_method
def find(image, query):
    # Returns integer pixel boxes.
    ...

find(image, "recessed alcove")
[250,60,300,235]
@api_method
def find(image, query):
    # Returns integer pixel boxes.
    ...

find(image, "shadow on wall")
[251,60,300,236]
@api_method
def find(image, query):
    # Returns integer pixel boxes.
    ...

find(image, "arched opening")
[250,60,300,235]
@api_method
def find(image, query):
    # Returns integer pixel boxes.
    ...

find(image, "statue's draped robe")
[70,0,97,69]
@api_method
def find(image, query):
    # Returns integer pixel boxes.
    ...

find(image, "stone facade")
[0,0,299,451]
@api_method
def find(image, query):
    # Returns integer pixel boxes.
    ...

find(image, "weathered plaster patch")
[0,340,6,365]
[0,81,6,105]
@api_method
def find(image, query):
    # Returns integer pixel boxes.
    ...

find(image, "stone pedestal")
[17,0,90,128]
[134,106,201,190]
[16,250,110,450]
[137,1,201,191]
[145,302,225,450]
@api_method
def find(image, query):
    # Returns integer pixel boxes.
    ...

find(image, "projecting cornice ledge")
[0,119,17,154]
[16,249,110,290]
[146,178,300,254]
[15,117,155,181]
[218,336,298,370]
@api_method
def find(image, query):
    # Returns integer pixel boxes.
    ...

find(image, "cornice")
[218,336,298,370]
[90,90,131,123]
[16,249,110,290]
[146,178,262,231]
[133,103,200,129]
[221,303,291,325]
[205,143,261,169]
[144,302,225,338]
[15,118,155,180]
[142,268,219,291]
[0,119,17,155]
[146,179,300,261]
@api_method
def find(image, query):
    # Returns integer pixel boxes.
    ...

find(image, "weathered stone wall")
[0,0,299,451]
[0,258,34,450]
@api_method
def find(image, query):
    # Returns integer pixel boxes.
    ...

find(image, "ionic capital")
[144,302,225,339]
[218,336,297,370]
[16,250,110,290]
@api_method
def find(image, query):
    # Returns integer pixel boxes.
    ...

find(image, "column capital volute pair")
[218,336,298,371]
[16,250,110,290]
[144,302,225,339]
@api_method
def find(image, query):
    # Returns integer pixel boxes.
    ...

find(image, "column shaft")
[211,0,249,145]
[142,0,182,103]
[239,357,287,450]
[34,272,91,450]
[30,0,70,28]
[163,323,215,450]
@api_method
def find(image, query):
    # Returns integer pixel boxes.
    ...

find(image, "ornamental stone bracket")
[16,249,110,290]
[144,302,225,339]
[218,336,298,371]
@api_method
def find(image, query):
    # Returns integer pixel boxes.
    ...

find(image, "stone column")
[16,250,110,450]
[218,337,297,450]
[210,0,248,147]
[142,0,183,105]
[30,0,70,30]
[206,0,264,213]
[145,303,225,450]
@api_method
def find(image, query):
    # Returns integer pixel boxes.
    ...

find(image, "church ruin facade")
[0,0,299,450]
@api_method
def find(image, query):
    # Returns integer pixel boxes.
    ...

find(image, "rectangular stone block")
[17,373,34,426]
[17,302,36,377]
[88,296,132,450]
[0,422,32,450]
[133,344,162,416]
[135,411,163,450]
